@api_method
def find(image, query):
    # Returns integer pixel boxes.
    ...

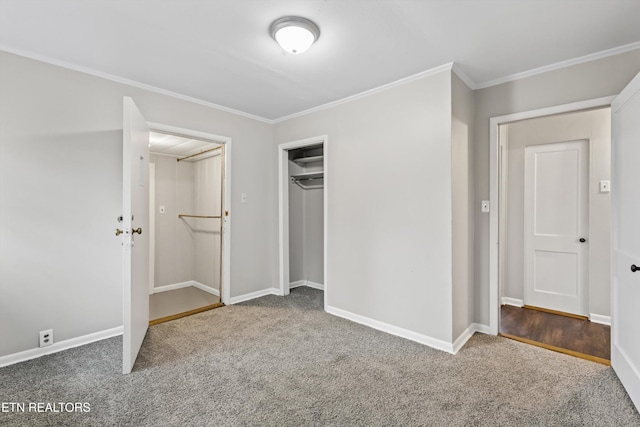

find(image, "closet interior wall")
[151,152,222,295]
[288,147,324,288]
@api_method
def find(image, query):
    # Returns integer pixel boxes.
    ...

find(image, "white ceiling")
[149,132,221,159]
[1,0,639,121]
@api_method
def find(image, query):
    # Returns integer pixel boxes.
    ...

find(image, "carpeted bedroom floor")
[1,286,638,426]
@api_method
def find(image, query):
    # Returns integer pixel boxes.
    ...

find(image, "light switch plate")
[159,205,166,214]
[241,193,247,203]
[481,200,490,213]
[599,180,610,193]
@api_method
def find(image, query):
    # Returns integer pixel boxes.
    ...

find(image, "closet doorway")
[278,136,328,306]
[148,127,231,324]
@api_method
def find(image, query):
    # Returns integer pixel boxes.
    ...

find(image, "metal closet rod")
[178,214,222,219]
[176,146,222,162]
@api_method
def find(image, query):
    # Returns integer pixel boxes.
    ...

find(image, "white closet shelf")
[291,171,324,180]
[293,155,323,165]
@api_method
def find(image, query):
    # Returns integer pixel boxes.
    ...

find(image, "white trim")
[501,297,524,307]
[472,323,492,335]
[288,280,307,289]
[228,288,281,305]
[452,63,476,90]
[278,135,329,307]
[325,305,455,354]
[488,96,615,335]
[148,163,156,295]
[192,281,220,297]
[0,46,273,124]
[5,43,638,124]
[476,43,640,89]
[152,280,193,293]
[152,280,220,297]
[289,280,325,291]
[305,280,325,291]
[452,323,492,353]
[452,324,476,354]
[612,71,640,112]
[146,122,232,306]
[273,63,454,123]
[590,313,611,326]
[0,327,123,368]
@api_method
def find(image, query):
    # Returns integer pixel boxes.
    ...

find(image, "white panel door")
[122,97,150,374]
[611,72,640,411]
[524,140,589,315]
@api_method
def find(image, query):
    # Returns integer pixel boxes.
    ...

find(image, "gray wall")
[152,154,194,287]
[276,70,455,342]
[288,161,305,283]
[0,51,275,357]
[503,108,611,316]
[451,73,475,339]
[193,154,222,290]
[473,49,640,325]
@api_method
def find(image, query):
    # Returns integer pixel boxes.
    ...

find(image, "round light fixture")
[270,16,320,54]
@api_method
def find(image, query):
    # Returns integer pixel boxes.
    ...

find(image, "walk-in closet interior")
[148,131,224,323]
[288,144,324,290]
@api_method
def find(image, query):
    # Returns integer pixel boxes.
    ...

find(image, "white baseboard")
[289,280,306,289]
[152,281,193,294]
[452,323,492,353]
[472,322,492,335]
[501,297,524,307]
[0,326,123,368]
[289,280,325,291]
[153,280,220,297]
[325,305,455,354]
[452,324,476,354]
[192,281,220,297]
[228,288,280,305]
[305,280,324,290]
[590,313,611,325]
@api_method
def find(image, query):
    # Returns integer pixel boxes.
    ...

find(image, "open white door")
[122,97,150,374]
[611,72,640,411]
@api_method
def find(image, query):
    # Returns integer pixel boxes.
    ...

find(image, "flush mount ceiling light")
[270,16,320,54]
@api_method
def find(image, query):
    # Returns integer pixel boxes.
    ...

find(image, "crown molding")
[475,41,640,90]
[273,63,455,123]
[0,45,275,124]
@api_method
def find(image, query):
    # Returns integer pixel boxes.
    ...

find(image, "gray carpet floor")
[1,287,638,426]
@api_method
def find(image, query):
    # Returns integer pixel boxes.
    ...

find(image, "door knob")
[579,238,586,243]
[115,229,123,236]
[132,227,142,235]
[632,264,639,273]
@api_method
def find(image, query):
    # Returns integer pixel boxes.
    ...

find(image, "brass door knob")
[115,229,123,236]
[132,227,142,235]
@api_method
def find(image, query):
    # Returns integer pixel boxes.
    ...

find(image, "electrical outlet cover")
[39,329,53,348]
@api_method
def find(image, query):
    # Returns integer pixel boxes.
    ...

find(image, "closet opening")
[147,129,230,325]
[278,136,328,307]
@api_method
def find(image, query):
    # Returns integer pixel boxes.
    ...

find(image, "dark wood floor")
[500,305,610,364]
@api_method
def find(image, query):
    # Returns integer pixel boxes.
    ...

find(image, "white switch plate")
[481,200,490,213]
[159,205,165,214]
[241,193,247,203]
[599,180,610,193]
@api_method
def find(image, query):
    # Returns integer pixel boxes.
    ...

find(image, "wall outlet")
[481,200,490,213]
[39,329,53,348]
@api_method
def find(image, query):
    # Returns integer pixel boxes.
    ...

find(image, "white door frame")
[278,135,328,308]
[148,122,233,305]
[488,96,614,335]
